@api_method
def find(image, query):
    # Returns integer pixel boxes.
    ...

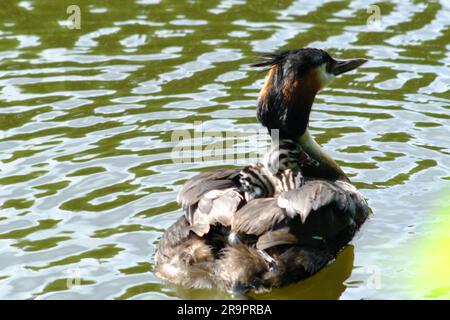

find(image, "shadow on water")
[254,245,354,300]
[172,245,354,300]
[0,0,449,299]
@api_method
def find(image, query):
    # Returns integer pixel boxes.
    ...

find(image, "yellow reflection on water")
[254,245,354,300]
[412,187,450,299]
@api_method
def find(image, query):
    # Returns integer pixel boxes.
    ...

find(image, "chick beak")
[330,58,368,76]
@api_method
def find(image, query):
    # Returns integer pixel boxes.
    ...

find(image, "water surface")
[0,0,449,299]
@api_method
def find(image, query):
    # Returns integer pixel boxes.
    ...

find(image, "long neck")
[274,87,348,182]
[257,68,317,139]
[298,130,349,182]
[284,83,315,138]
[257,65,349,182]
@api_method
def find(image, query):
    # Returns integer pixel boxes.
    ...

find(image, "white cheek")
[318,64,335,88]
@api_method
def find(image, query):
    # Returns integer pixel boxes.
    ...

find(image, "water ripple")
[0,0,449,300]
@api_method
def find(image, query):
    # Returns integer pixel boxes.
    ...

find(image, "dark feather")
[177,168,241,223]
[251,48,332,75]
[256,229,297,250]
[231,198,287,235]
[250,50,291,68]
[278,179,369,242]
[280,179,349,223]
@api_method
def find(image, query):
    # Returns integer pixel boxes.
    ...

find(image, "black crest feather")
[251,48,332,75]
[250,50,291,68]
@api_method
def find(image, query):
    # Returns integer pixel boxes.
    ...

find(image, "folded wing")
[177,168,242,226]
[232,179,369,251]
[191,188,243,236]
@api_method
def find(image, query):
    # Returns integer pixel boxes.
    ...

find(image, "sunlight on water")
[0,0,449,299]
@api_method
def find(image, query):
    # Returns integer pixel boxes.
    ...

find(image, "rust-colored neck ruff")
[256,65,348,182]
[257,65,319,139]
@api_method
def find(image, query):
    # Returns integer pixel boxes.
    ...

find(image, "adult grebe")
[154,48,370,295]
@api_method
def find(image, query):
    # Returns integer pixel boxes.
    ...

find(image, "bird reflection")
[171,245,355,300]
[253,245,355,299]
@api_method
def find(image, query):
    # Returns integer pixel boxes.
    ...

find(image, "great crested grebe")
[154,48,370,295]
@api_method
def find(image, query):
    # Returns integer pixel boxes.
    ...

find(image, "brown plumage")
[154,216,216,289]
[177,168,242,225]
[231,179,369,253]
[191,188,243,236]
[154,48,370,296]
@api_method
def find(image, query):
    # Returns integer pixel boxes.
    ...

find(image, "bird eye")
[325,61,332,73]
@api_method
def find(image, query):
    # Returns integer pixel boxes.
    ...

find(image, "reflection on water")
[254,246,355,300]
[165,246,354,300]
[0,0,449,299]
[409,189,450,299]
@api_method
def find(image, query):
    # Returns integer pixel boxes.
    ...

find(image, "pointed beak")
[330,58,368,76]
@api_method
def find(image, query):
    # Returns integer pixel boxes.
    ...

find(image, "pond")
[0,0,449,299]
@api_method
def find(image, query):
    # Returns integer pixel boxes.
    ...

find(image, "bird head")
[253,48,367,139]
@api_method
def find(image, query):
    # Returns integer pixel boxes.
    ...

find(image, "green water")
[0,0,449,299]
